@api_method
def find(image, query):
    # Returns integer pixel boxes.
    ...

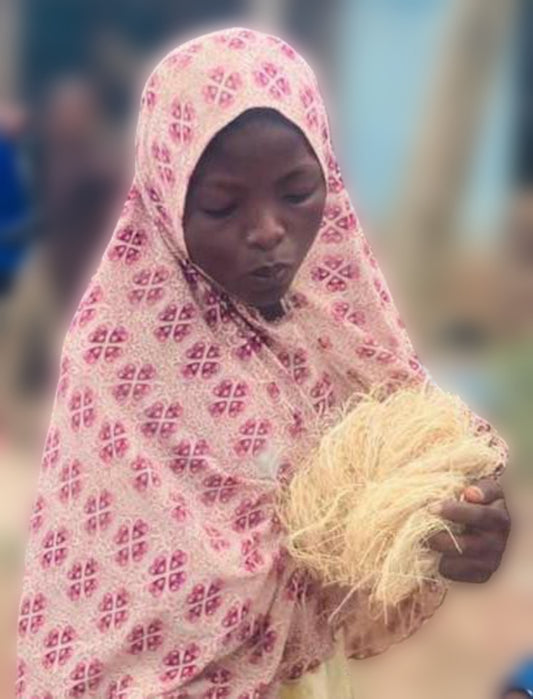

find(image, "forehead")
[190,111,323,184]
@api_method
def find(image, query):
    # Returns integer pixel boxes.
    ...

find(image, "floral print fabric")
[17,27,456,698]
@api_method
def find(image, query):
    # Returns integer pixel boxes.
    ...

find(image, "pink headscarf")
[17,28,447,698]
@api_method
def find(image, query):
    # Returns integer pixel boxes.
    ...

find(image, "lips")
[250,263,291,280]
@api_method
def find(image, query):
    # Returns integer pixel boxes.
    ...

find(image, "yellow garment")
[280,643,357,699]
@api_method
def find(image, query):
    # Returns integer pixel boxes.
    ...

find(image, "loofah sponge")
[279,386,502,612]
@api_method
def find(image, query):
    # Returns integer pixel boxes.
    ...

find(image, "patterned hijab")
[17,28,445,698]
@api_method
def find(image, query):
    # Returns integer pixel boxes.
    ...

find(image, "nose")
[245,208,285,251]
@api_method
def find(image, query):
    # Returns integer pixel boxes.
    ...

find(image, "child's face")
[183,113,326,313]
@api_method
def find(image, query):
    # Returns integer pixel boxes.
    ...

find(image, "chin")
[233,274,296,311]
[247,288,287,310]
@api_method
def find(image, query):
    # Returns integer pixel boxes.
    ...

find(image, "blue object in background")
[0,135,30,290]
[503,659,533,696]
[337,0,449,223]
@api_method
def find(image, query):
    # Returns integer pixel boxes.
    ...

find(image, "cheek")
[185,220,224,260]
[184,219,244,280]
[290,199,326,255]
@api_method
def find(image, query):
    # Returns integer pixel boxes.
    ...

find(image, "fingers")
[439,500,510,532]
[462,477,504,505]
[428,531,503,556]
[438,555,498,584]
[431,479,510,585]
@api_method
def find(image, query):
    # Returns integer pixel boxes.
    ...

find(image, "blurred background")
[0,0,531,697]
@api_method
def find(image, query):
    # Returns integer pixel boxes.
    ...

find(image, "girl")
[16,28,509,698]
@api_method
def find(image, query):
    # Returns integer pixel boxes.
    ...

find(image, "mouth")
[249,263,292,282]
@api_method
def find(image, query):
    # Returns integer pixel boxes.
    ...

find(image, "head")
[0,102,27,139]
[183,108,326,314]
[39,76,103,147]
[134,28,335,317]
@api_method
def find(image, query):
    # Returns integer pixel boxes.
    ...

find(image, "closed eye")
[284,191,314,204]
[201,203,237,218]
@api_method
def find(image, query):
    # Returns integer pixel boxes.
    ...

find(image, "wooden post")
[387,0,517,344]
[247,0,285,31]
[0,0,19,101]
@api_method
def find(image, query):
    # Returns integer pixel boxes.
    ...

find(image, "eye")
[201,203,237,219]
[284,190,314,204]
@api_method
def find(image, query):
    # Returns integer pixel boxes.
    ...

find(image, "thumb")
[463,477,503,505]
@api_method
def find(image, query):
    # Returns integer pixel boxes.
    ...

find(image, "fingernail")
[465,486,484,502]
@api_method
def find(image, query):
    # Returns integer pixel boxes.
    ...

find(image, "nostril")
[247,223,285,250]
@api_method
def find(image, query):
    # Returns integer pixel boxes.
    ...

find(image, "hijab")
[17,28,446,698]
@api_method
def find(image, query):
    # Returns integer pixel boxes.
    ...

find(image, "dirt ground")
[1,447,531,699]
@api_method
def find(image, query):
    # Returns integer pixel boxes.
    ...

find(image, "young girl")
[16,28,509,698]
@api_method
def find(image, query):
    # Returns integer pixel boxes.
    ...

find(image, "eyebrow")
[278,163,322,184]
[198,163,322,192]
[197,177,245,192]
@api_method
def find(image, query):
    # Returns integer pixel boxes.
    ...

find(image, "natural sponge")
[279,386,502,611]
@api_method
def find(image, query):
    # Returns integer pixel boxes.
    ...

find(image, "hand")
[428,478,510,583]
